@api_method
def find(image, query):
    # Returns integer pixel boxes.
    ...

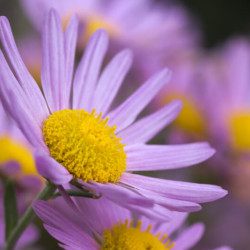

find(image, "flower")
[20,0,199,80]
[198,38,250,201]
[0,10,227,220]
[34,197,206,250]
[200,38,250,153]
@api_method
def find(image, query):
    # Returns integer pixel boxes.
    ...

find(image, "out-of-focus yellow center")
[0,136,37,175]
[162,93,205,135]
[43,109,126,183]
[84,15,121,39]
[228,111,250,150]
[101,220,175,250]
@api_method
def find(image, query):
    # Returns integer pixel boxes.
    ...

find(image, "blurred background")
[0,0,250,249]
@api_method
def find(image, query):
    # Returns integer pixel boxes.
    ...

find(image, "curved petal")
[92,49,133,115]
[125,142,215,171]
[34,151,72,185]
[0,51,45,148]
[0,16,49,122]
[107,68,172,132]
[173,223,205,250]
[118,100,182,144]
[33,201,97,249]
[121,173,228,203]
[80,181,172,221]
[138,189,201,212]
[64,14,79,109]
[76,196,131,235]
[41,9,67,111]
[73,29,108,111]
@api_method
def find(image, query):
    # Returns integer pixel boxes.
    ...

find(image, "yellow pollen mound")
[43,109,126,183]
[101,220,175,250]
[0,136,37,176]
[228,112,250,150]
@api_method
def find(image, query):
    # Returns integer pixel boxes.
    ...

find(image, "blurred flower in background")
[0,103,42,248]
[20,0,199,84]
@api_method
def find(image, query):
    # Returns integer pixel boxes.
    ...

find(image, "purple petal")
[125,142,215,171]
[0,16,49,122]
[121,173,228,203]
[44,225,96,250]
[118,100,182,144]
[64,14,79,108]
[41,9,67,111]
[83,181,153,208]
[107,68,172,132]
[80,181,172,220]
[34,200,97,249]
[34,151,72,184]
[137,189,201,212]
[92,49,133,115]
[73,29,108,111]
[157,212,188,236]
[173,223,205,250]
[76,196,131,235]
[0,57,46,148]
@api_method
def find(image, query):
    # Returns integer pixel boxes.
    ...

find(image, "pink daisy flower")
[34,197,205,250]
[0,10,227,220]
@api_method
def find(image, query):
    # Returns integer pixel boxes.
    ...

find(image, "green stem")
[52,189,101,199]
[4,181,57,250]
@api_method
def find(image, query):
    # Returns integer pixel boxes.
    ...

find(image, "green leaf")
[4,178,18,241]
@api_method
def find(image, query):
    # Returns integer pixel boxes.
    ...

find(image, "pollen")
[42,109,127,183]
[101,219,175,250]
[228,111,250,150]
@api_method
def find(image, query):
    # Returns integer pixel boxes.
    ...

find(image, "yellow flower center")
[84,14,121,40]
[228,111,250,150]
[101,220,175,250]
[161,93,205,135]
[0,136,37,176]
[43,109,126,183]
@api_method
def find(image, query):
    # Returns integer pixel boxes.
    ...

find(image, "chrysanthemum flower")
[34,197,206,250]
[200,38,250,152]
[20,0,199,79]
[0,10,227,220]
[198,38,250,201]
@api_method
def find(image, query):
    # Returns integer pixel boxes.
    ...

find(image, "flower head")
[0,10,227,219]
[34,197,205,250]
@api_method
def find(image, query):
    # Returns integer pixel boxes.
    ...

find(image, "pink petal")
[34,151,72,185]
[107,68,172,132]
[125,142,215,171]
[92,49,133,115]
[118,100,182,144]
[173,223,205,250]
[64,14,79,109]
[121,173,228,203]
[73,29,108,111]
[0,16,49,122]
[41,9,67,111]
